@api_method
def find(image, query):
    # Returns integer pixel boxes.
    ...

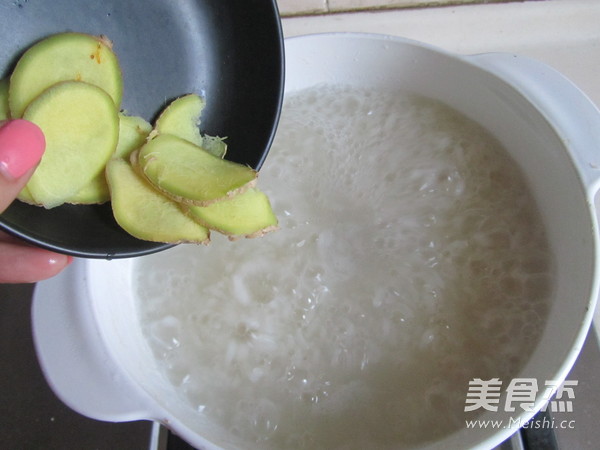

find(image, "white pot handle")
[31,260,152,421]
[467,52,600,196]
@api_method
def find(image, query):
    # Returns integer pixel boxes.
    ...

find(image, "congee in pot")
[133,85,553,449]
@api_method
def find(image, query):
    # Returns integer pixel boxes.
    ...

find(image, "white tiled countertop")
[280,0,600,107]
[278,0,600,339]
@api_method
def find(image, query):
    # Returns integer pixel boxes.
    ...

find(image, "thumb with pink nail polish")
[0,119,73,284]
[0,119,46,212]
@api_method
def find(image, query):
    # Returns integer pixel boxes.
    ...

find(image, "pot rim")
[33,32,600,450]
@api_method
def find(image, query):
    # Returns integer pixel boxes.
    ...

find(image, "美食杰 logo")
[464,378,577,430]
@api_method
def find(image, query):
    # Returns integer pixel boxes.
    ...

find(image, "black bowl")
[0,0,284,259]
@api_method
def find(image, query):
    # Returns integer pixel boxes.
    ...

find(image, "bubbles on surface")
[133,84,554,449]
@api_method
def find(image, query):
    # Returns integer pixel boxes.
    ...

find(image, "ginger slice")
[17,187,37,205]
[0,78,8,120]
[66,175,110,205]
[23,81,119,208]
[114,113,152,159]
[67,113,151,204]
[106,158,210,244]
[137,134,257,206]
[155,93,227,158]
[9,32,123,118]
[187,187,278,240]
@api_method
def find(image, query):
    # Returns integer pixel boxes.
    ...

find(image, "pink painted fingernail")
[0,119,46,180]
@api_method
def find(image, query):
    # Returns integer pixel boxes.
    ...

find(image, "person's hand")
[0,119,72,283]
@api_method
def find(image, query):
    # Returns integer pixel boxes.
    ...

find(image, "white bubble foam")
[133,84,554,449]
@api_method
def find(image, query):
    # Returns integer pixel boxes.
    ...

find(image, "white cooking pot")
[32,33,600,449]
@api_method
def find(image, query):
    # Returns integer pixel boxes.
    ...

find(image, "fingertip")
[38,252,73,280]
[0,241,72,283]
[0,119,46,181]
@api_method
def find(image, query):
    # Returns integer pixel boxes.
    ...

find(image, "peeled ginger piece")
[66,114,152,205]
[23,80,119,208]
[0,78,9,120]
[187,187,278,240]
[154,93,227,158]
[137,134,257,206]
[114,113,152,159]
[9,32,123,118]
[106,158,210,244]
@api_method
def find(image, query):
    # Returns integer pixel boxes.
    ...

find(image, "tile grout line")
[279,0,534,18]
